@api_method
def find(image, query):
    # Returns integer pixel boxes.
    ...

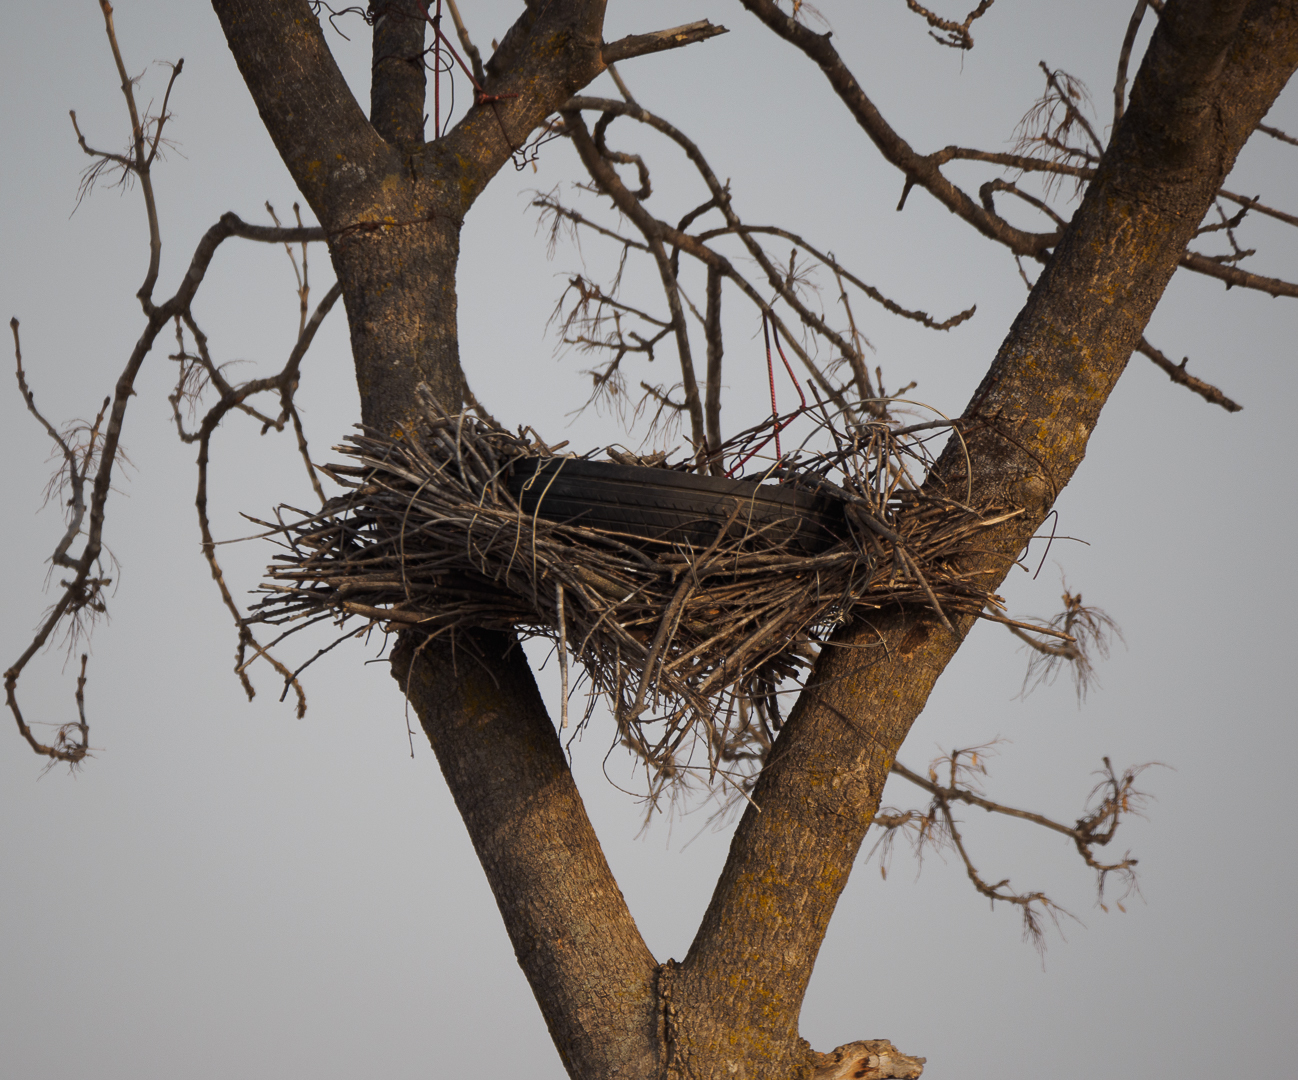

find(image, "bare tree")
[7,1,1296,1077]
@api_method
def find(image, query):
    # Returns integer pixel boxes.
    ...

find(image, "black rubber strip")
[507,459,846,554]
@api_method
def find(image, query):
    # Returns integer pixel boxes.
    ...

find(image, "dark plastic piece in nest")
[508,459,847,555]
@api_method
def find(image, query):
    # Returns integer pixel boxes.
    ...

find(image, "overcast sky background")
[2,3,1295,1078]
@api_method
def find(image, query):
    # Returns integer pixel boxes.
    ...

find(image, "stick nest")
[251,394,1021,790]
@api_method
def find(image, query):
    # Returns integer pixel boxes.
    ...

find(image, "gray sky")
[2,3,1295,1078]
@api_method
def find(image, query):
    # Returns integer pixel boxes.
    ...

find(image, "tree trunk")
[391,632,660,1079]
[211,0,1298,1076]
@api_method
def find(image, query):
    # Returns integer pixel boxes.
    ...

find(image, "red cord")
[762,313,782,461]
[726,313,810,477]
[416,0,520,127]
[770,321,807,410]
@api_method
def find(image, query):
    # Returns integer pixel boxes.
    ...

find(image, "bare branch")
[1136,336,1242,412]
[6,654,92,768]
[443,0,485,87]
[1179,249,1298,297]
[703,265,724,461]
[9,198,332,763]
[741,0,1061,256]
[695,223,976,330]
[602,20,728,65]
[532,189,650,253]
[1036,63,1104,157]
[606,61,638,106]
[932,144,1093,179]
[11,320,91,571]
[145,59,185,168]
[879,745,1153,944]
[1218,188,1298,229]
[1258,121,1298,147]
[979,177,1067,228]
[97,0,165,307]
[1113,1,1150,128]
[902,0,996,51]
[1010,587,1122,703]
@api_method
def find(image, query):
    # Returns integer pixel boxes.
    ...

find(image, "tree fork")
[210,0,1298,1076]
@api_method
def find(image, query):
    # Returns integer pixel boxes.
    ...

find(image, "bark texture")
[211,0,1298,1077]
[391,632,659,1079]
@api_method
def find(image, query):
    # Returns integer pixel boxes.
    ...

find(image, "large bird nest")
[250,392,1026,792]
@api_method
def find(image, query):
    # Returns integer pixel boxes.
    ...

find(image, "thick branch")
[391,633,659,1080]
[676,0,1297,1062]
[371,0,427,147]
[429,0,610,214]
[210,0,388,225]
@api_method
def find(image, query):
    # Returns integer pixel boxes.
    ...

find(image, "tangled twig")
[250,392,1057,793]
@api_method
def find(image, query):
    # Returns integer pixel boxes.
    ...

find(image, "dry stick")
[980,178,1068,228]
[627,578,693,721]
[698,222,975,332]
[254,413,1068,789]
[12,320,95,571]
[265,201,309,336]
[931,144,1092,178]
[605,60,638,106]
[442,0,484,86]
[831,270,877,403]
[556,582,570,728]
[97,0,163,305]
[936,798,1062,949]
[898,548,960,639]
[975,610,1074,642]
[1258,122,1298,146]
[1037,62,1106,157]
[626,502,745,720]
[903,0,997,50]
[534,196,651,252]
[703,265,724,465]
[646,236,706,449]
[1136,336,1241,412]
[1113,0,1150,128]
[560,104,857,416]
[1178,249,1298,298]
[173,312,261,428]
